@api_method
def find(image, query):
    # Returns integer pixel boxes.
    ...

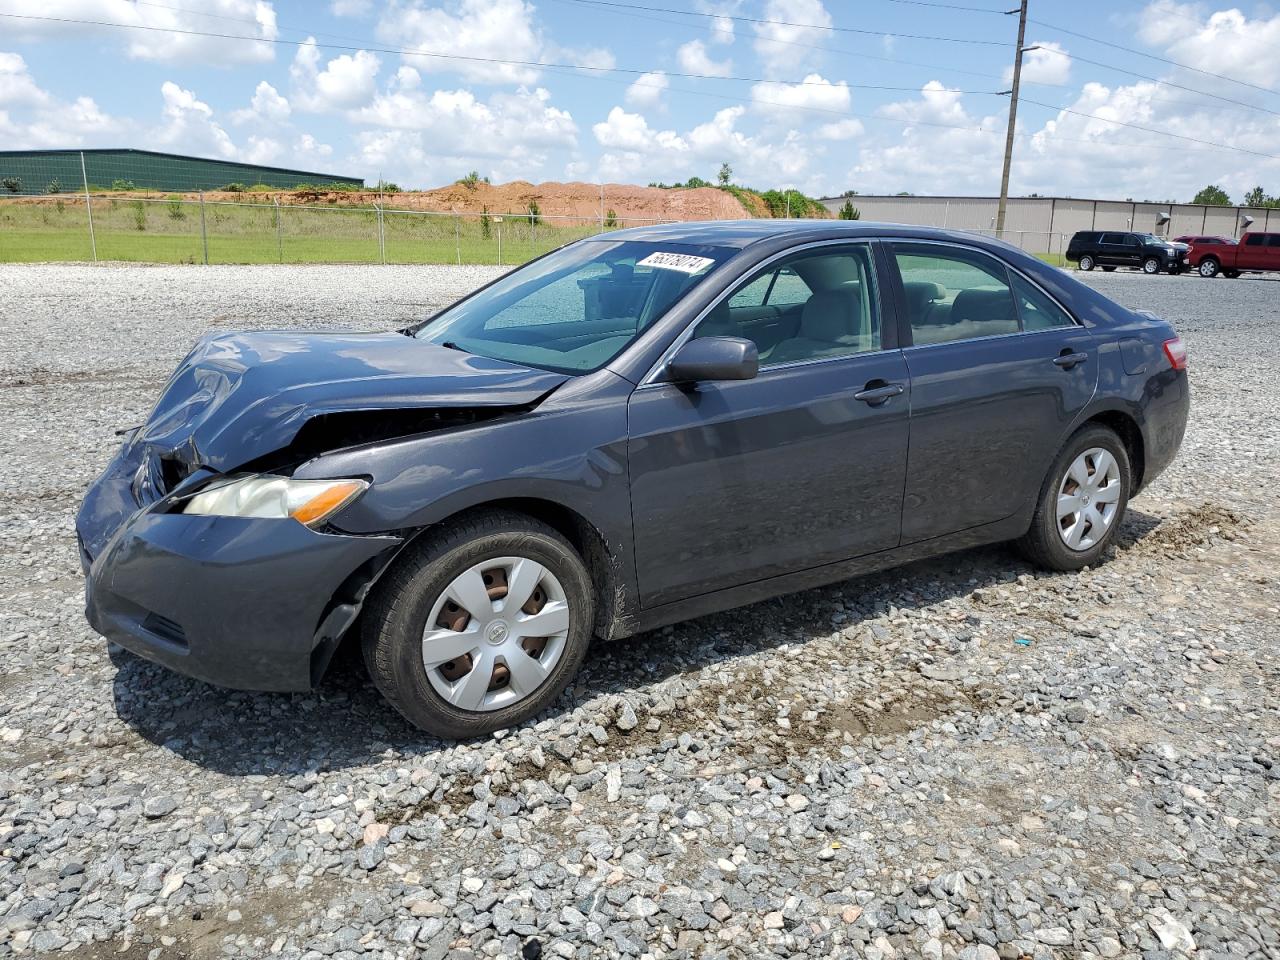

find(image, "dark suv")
[1066,231,1183,275]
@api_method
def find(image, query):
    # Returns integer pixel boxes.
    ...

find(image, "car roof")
[596,219,1006,251]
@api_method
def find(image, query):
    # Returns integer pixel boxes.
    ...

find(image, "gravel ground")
[0,264,1277,960]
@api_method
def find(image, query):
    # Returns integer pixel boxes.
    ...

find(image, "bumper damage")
[78,444,402,692]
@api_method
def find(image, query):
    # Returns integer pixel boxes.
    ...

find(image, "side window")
[1244,234,1264,246]
[891,244,1018,346]
[727,272,773,308]
[1269,235,1280,247]
[693,244,881,366]
[1100,233,1119,245]
[1011,273,1074,331]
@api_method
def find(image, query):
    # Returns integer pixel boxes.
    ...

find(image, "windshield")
[415,239,734,374]
[1140,235,1166,245]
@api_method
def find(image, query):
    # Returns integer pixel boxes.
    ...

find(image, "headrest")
[901,281,945,318]
[950,288,1015,326]
[800,287,862,342]
[698,299,737,338]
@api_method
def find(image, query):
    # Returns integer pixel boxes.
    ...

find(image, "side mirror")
[666,336,759,383]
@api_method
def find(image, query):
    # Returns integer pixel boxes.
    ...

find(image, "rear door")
[887,242,1098,544]
[1266,234,1280,271]
[1097,234,1126,267]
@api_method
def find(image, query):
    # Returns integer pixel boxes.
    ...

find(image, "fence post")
[79,151,97,263]
[274,196,283,263]
[377,203,386,264]
[455,212,461,266]
[199,191,209,265]
[497,218,503,267]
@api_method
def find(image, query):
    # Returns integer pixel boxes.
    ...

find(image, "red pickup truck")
[1184,232,1280,278]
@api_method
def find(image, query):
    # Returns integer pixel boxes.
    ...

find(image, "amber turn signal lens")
[289,480,368,526]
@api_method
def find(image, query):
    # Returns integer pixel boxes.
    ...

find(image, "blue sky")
[3,0,1280,201]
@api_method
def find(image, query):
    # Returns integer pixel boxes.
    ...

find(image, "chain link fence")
[0,192,674,266]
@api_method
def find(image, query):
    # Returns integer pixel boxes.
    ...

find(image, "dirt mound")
[5,181,757,223]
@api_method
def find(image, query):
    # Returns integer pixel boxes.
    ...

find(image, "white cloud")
[625,71,669,108]
[2,0,279,64]
[710,15,735,45]
[1138,1,1280,88]
[231,81,291,125]
[0,52,50,107]
[751,73,850,116]
[881,81,970,127]
[1008,40,1071,87]
[291,38,380,111]
[816,117,864,140]
[377,0,544,85]
[152,81,236,159]
[331,0,372,15]
[677,39,732,78]
[593,107,688,153]
[752,0,831,77]
[295,133,334,160]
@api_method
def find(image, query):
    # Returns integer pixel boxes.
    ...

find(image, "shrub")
[55,199,65,215]
[248,183,274,193]
[838,200,860,220]
[131,200,147,231]
[46,179,61,195]
[458,171,488,189]
[1,176,20,194]
[527,200,541,227]
[166,194,185,220]
[481,205,492,239]
[717,162,732,187]
[376,179,402,193]
[685,176,711,188]
[605,208,618,228]
[112,178,136,191]
[221,182,248,193]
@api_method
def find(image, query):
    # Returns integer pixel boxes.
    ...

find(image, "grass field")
[0,197,612,266]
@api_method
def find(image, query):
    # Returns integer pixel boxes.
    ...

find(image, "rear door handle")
[1053,351,1088,369]
[854,382,905,405]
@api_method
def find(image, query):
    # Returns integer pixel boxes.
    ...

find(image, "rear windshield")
[415,239,733,374]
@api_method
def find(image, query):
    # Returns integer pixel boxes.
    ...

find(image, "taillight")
[1163,337,1187,370]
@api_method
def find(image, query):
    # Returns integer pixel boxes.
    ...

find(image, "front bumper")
[77,446,402,692]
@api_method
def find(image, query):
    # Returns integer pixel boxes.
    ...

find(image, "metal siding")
[0,149,363,195]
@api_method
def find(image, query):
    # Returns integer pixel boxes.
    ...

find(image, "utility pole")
[996,0,1029,239]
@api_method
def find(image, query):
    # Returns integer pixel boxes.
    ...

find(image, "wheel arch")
[1079,409,1146,491]
[398,496,633,642]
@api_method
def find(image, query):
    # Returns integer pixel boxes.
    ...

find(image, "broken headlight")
[181,475,368,528]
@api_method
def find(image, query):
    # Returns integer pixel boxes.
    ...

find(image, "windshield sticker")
[636,252,716,274]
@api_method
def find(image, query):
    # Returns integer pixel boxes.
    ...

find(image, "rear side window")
[891,244,1019,346]
[1011,274,1074,331]
[1267,235,1280,247]
[1245,234,1265,246]
[1099,233,1120,244]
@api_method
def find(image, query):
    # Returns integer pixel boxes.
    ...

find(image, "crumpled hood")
[132,330,569,472]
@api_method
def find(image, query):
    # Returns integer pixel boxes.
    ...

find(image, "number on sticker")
[636,252,716,274]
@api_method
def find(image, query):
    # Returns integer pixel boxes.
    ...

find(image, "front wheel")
[1017,425,1131,572]
[1142,256,1161,274]
[1078,255,1095,271]
[1198,258,1220,278]
[362,511,595,738]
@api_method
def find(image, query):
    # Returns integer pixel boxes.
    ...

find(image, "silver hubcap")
[1080,257,1092,270]
[1200,261,1215,276]
[422,557,569,712]
[1144,259,1158,273]
[1056,447,1122,551]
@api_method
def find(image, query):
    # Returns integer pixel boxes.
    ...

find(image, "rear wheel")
[1224,270,1240,279]
[1142,256,1161,274]
[1017,425,1131,572]
[362,511,595,738]
[1078,254,1095,271]
[1198,258,1220,278]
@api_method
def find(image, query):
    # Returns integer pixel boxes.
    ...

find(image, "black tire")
[361,510,595,738]
[1224,270,1240,279]
[1078,254,1095,271]
[1142,256,1161,274]
[1198,257,1220,278]
[1016,424,1131,572]
[1102,266,1116,272]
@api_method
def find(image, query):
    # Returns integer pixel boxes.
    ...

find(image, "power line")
[0,12,995,95]
[1015,95,1280,160]
[1027,16,1279,96]
[556,0,1010,46]
[1033,46,1280,120]
[552,0,1072,88]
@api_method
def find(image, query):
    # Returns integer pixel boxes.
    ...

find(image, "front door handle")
[1053,351,1088,369]
[854,382,905,405]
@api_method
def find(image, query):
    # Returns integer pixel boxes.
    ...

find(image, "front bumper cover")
[77,445,401,692]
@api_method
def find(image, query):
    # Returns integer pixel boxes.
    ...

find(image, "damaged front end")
[76,327,567,691]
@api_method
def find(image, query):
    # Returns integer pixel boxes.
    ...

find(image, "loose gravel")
[1,264,1277,960]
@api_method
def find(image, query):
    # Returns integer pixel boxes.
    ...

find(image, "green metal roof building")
[0,148,364,195]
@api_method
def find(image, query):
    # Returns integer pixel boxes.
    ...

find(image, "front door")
[627,242,910,608]
[1238,233,1270,270]
[886,242,1098,544]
